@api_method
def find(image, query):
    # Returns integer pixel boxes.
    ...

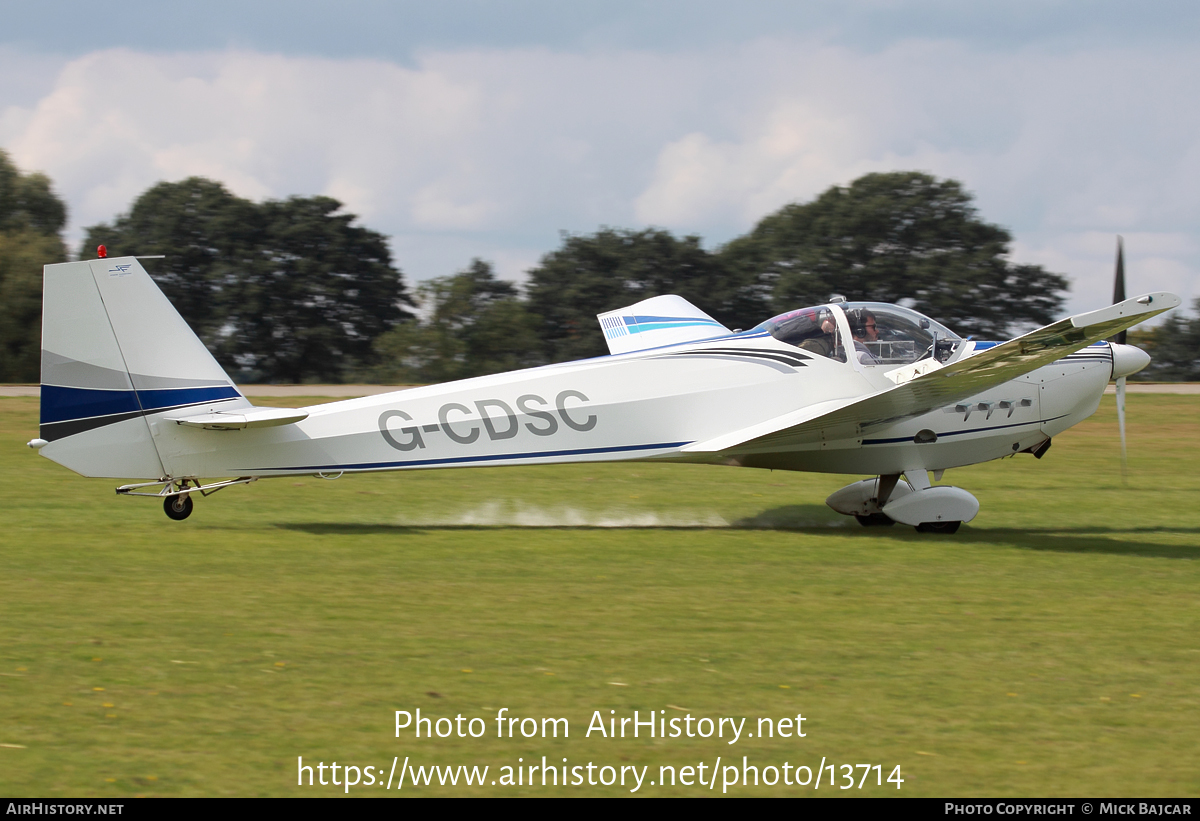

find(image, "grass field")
[1,394,1197,797]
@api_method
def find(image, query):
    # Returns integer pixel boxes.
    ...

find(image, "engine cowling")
[1110,343,1151,379]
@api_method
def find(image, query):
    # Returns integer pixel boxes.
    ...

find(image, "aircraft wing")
[684,292,1180,454]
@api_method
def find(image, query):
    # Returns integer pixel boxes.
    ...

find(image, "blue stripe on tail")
[41,384,241,424]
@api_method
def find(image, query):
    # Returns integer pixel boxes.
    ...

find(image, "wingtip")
[1070,292,1181,330]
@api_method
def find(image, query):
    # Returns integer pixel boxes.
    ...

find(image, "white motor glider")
[28,252,1178,532]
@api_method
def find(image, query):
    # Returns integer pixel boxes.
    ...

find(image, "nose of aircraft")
[1111,343,1151,379]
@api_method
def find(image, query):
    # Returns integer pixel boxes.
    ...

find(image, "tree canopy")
[524,175,1070,367]
[0,149,68,382]
[370,259,541,383]
[719,172,1068,338]
[1130,299,1200,381]
[0,150,66,237]
[82,178,413,382]
[524,228,764,363]
[17,166,1200,385]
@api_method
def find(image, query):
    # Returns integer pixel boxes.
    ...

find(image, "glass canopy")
[754,302,961,366]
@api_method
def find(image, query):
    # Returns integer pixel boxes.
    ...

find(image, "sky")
[2,0,1198,319]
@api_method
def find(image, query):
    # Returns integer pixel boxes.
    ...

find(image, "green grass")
[1,394,1197,796]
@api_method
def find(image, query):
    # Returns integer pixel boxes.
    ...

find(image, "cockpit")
[753,302,962,366]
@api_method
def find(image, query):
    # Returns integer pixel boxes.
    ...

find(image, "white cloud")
[7,49,488,229]
[634,104,870,229]
[629,39,1200,312]
[2,37,1197,315]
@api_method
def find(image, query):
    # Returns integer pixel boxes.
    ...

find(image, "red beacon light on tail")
[97,245,107,259]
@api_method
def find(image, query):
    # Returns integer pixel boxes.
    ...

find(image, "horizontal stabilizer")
[598,295,731,355]
[170,406,310,431]
[685,292,1179,454]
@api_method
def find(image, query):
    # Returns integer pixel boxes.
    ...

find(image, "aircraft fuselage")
[134,333,1112,482]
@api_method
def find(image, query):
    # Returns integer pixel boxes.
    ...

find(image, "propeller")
[1110,237,1127,481]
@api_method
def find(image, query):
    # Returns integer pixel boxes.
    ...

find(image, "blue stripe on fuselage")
[861,414,1069,445]
[971,340,1111,351]
[237,440,695,473]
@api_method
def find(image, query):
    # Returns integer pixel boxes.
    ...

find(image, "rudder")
[36,257,249,479]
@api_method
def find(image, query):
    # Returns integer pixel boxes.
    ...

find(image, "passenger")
[758,306,844,360]
[797,313,838,358]
[846,307,879,365]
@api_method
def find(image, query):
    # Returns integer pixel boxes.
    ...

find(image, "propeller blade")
[1116,375,1128,483]
[1111,236,1127,345]
[1111,237,1129,482]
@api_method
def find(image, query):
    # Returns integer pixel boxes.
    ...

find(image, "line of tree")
[79,178,414,383]
[0,149,69,382]
[3,158,1195,383]
[377,173,1071,378]
[1128,302,1200,381]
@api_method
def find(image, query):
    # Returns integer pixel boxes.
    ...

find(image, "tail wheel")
[164,494,194,521]
[915,520,960,534]
[854,513,896,527]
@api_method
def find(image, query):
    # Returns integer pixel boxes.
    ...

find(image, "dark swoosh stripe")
[696,346,811,359]
[660,348,810,367]
[40,411,147,442]
[666,352,809,368]
[694,347,812,365]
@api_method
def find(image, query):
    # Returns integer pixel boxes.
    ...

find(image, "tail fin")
[597,294,731,355]
[37,257,249,478]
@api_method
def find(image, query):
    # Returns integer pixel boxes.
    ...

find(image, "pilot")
[847,307,879,365]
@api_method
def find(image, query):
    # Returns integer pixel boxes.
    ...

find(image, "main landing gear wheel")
[915,520,960,534]
[854,513,896,527]
[164,494,194,521]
